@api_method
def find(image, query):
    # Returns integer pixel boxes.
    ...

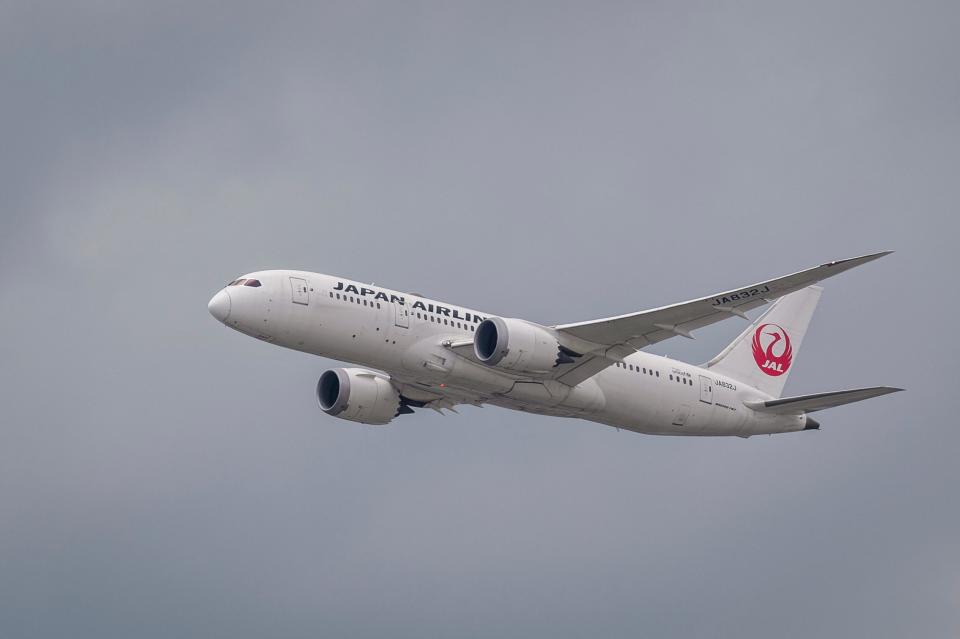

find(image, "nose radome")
[208,289,231,323]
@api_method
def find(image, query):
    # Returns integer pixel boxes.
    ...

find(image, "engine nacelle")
[474,317,569,373]
[316,368,401,425]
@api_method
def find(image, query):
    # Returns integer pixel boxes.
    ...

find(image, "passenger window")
[377,303,381,309]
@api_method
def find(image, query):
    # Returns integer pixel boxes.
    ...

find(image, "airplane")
[207,252,901,437]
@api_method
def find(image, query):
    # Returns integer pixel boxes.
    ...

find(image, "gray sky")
[1,2,957,637]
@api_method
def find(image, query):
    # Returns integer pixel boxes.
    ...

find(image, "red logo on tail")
[751,323,792,376]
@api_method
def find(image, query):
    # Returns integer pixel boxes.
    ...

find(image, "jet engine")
[474,317,579,373]
[316,368,401,425]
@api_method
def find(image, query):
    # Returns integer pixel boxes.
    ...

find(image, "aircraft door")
[699,375,713,404]
[671,404,691,427]
[290,277,309,305]
[394,303,409,328]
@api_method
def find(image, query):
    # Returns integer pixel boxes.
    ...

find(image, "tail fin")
[704,286,822,397]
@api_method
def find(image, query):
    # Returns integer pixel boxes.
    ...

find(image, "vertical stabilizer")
[704,286,822,398]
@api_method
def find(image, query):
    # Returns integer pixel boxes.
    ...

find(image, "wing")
[550,251,892,386]
[389,369,487,416]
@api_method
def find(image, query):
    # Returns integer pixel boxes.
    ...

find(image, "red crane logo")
[751,323,793,376]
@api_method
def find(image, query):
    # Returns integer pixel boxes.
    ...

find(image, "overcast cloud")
[1,2,957,637]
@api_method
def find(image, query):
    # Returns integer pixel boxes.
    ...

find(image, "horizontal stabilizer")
[744,386,903,415]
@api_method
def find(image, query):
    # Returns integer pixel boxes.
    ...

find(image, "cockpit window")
[227,278,261,287]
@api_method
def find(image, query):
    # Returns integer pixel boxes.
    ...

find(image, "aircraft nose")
[208,289,231,323]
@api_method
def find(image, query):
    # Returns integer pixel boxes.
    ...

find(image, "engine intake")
[474,317,578,373]
[316,368,401,425]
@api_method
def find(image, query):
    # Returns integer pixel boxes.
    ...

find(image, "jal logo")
[751,323,793,376]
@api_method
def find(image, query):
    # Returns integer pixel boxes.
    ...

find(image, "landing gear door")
[290,277,309,305]
[394,304,409,328]
[699,375,713,404]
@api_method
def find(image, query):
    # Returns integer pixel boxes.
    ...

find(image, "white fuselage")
[210,270,809,437]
